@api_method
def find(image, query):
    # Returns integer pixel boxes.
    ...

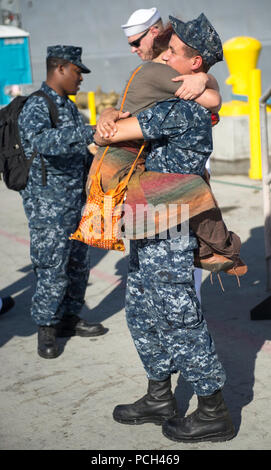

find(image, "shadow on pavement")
[175,225,271,436]
[83,254,128,324]
[0,246,128,349]
[1,225,270,439]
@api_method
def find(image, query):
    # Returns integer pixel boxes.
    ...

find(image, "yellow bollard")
[217,36,267,179]
[248,69,262,180]
[68,92,96,125]
[88,91,96,125]
[220,36,262,117]
[223,37,262,97]
[68,94,76,103]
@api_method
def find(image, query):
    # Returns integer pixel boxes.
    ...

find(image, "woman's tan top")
[117,61,180,116]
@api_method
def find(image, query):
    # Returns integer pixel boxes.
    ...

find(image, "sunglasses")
[128,29,150,48]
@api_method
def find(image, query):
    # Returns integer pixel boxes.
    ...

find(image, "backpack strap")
[30,90,59,127]
[27,90,59,185]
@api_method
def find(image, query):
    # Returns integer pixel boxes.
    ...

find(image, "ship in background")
[0,0,21,27]
[1,0,271,103]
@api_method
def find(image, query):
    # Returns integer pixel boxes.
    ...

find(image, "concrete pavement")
[0,174,270,451]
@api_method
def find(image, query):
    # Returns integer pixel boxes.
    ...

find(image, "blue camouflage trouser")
[22,188,91,326]
[125,237,226,396]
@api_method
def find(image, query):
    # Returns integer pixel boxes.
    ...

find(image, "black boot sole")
[56,328,107,338]
[113,415,169,426]
[113,409,178,426]
[162,428,235,443]
[38,348,61,359]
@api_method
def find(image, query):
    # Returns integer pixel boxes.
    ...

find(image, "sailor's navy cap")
[169,13,223,67]
[47,45,91,73]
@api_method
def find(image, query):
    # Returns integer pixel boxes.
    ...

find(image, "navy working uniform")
[125,16,226,396]
[18,48,94,327]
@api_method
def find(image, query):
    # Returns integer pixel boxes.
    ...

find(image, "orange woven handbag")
[70,65,145,251]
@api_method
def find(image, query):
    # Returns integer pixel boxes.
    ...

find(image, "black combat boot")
[38,325,60,359]
[56,314,106,337]
[113,377,178,425]
[162,389,235,443]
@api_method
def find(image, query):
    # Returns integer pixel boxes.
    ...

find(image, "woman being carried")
[85,25,247,277]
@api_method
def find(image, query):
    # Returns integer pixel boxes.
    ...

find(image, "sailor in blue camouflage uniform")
[19,45,106,359]
[95,13,235,443]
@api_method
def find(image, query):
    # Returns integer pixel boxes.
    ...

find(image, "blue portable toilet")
[0,25,32,105]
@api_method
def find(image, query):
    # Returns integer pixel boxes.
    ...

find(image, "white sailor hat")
[121,7,161,37]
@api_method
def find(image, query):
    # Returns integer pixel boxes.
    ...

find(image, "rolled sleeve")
[137,99,189,141]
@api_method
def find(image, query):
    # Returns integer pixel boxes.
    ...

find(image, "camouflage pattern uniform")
[18,81,94,326]
[126,97,226,396]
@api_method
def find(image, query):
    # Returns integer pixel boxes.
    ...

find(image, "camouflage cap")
[47,45,91,73]
[169,13,223,67]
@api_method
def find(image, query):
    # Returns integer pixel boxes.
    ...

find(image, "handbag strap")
[121,141,145,187]
[96,65,143,175]
[119,65,143,112]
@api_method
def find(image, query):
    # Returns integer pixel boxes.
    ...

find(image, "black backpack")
[0,90,58,191]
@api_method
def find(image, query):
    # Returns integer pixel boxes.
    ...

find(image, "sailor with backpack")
[0,45,106,358]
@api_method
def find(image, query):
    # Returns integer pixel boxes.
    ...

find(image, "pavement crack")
[71,380,123,413]
[2,371,66,393]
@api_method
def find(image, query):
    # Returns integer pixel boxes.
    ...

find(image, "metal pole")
[249,69,262,179]
[260,87,271,290]
[88,91,96,126]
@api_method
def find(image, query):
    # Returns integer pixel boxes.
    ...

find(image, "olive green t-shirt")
[117,62,181,116]
[90,63,181,193]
